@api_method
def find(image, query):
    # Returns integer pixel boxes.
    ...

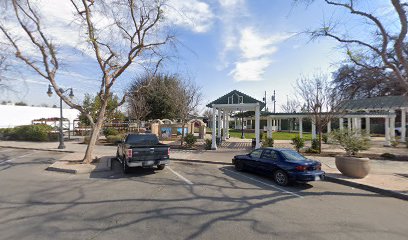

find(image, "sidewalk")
[0,139,116,174]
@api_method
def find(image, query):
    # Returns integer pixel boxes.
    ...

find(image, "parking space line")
[223,168,303,198]
[167,166,193,185]
[0,152,37,165]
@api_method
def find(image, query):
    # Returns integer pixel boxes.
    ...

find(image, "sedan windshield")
[280,150,306,161]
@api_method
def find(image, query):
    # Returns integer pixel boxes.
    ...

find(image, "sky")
[0,0,395,113]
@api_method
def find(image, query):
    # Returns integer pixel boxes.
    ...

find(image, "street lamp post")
[47,85,74,149]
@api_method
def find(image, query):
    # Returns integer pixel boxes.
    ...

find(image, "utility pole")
[262,91,268,112]
[271,90,276,113]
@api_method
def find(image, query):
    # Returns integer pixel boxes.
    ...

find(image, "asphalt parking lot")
[0,147,407,240]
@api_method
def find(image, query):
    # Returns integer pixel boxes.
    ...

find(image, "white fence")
[0,105,80,129]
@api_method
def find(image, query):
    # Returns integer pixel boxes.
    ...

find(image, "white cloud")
[229,58,272,81]
[165,0,214,33]
[219,0,245,8]
[228,27,292,81]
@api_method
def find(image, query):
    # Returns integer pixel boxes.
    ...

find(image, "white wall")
[0,105,80,129]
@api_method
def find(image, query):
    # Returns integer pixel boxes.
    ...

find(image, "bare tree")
[281,99,300,113]
[0,0,172,163]
[128,94,150,130]
[300,0,408,94]
[175,79,201,146]
[296,73,339,153]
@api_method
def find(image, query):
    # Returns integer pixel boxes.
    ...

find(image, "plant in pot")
[330,129,371,178]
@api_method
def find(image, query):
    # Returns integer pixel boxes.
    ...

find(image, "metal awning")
[338,95,408,111]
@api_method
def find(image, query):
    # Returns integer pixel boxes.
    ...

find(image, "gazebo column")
[278,119,281,131]
[339,118,344,130]
[347,118,351,131]
[255,105,261,148]
[401,108,406,142]
[312,121,316,140]
[299,117,303,139]
[222,112,227,141]
[327,120,332,134]
[234,117,237,130]
[226,114,230,139]
[217,109,222,138]
[384,117,391,146]
[211,107,217,150]
[390,110,396,141]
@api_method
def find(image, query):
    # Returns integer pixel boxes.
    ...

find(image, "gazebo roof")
[338,95,408,111]
[206,90,265,109]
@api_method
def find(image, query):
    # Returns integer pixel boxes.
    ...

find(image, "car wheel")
[273,170,289,186]
[235,160,245,171]
[157,164,165,170]
[123,159,130,174]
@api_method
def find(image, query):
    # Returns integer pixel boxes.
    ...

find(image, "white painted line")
[0,152,37,165]
[167,166,193,185]
[223,168,303,198]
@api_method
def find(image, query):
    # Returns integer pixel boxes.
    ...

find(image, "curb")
[46,166,77,174]
[325,175,408,201]
[0,146,75,153]
[170,158,233,166]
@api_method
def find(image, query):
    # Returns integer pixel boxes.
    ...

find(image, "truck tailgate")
[130,146,169,161]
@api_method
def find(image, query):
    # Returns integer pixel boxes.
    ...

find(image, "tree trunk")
[180,122,185,146]
[82,99,109,164]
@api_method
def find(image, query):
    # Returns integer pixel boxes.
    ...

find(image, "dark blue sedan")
[232,148,325,186]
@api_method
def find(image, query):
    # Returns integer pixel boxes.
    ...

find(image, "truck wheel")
[157,164,165,170]
[123,160,130,174]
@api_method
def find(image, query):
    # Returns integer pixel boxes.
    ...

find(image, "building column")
[353,118,358,131]
[327,120,332,134]
[267,117,272,138]
[390,110,396,141]
[299,117,303,139]
[234,117,237,130]
[278,119,281,131]
[365,117,370,137]
[211,107,217,150]
[255,105,261,148]
[401,108,406,142]
[312,121,316,140]
[347,118,351,131]
[385,117,391,146]
[339,118,344,130]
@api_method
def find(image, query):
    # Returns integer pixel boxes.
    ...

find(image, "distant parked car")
[232,148,325,186]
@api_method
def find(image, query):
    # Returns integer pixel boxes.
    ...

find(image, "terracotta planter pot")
[335,156,370,178]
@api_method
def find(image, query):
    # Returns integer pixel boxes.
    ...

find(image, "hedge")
[0,124,56,142]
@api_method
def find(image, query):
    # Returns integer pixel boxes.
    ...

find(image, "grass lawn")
[228,130,312,141]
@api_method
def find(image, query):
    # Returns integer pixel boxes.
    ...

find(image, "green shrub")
[262,138,274,147]
[391,140,399,148]
[322,134,329,144]
[106,135,123,144]
[184,133,197,147]
[291,136,305,152]
[380,153,396,159]
[305,148,319,154]
[83,136,90,144]
[311,139,320,151]
[204,139,212,150]
[103,128,119,137]
[11,124,54,142]
[259,132,264,141]
[330,129,370,156]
